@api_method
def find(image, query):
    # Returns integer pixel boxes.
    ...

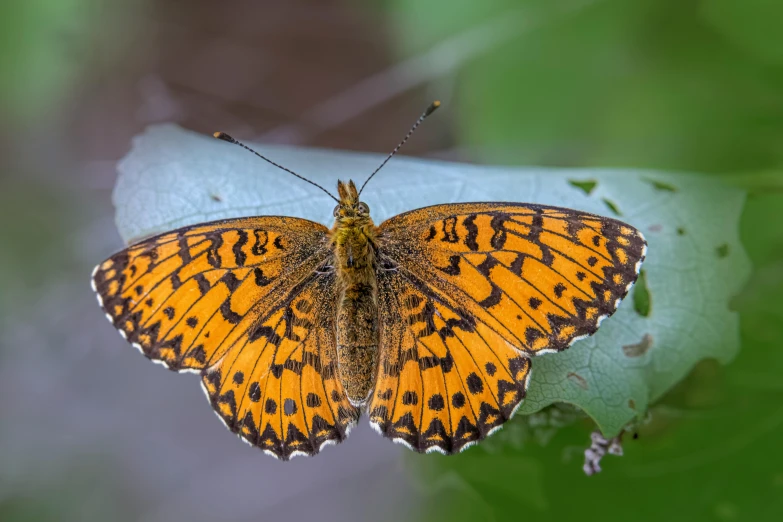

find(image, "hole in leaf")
[602,198,622,216]
[633,269,650,317]
[568,179,597,195]
[622,333,653,357]
[644,178,677,192]
[677,227,686,236]
[567,372,589,390]
[716,243,730,258]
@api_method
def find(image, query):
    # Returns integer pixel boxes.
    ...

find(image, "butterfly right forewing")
[377,202,647,356]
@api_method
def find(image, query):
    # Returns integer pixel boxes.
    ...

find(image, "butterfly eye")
[333,205,341,217]
[357,202,370,214]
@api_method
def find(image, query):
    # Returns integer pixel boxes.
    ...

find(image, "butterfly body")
[332,180,380,405]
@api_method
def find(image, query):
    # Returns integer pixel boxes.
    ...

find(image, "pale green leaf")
[114,124,750,436]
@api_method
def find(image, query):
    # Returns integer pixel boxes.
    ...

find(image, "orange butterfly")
[92,102,646,459]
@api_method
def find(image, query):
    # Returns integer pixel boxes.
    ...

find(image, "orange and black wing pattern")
[370,202,646,452]
[92,216,360,459]
[368,267,532,454]
[378,203,646,356]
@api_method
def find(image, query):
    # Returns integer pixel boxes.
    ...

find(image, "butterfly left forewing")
[377,202,646,356]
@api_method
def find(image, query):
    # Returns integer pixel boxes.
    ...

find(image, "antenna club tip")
[213,131,235,143]
[425,100,441,116]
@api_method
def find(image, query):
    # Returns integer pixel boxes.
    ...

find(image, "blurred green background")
[1,1,781,521]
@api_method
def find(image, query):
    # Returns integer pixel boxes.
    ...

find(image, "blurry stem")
[257,0,601,145]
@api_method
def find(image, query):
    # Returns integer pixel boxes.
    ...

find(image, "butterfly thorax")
[330,180,379,406]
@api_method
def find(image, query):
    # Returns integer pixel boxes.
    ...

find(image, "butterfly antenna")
[358,100,441,196]
[213,132,340,203]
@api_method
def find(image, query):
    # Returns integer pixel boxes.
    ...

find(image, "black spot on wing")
[219,272,241,291]
[205,232,224,268]
[475,255,500,276]
[466,373,484,394]
[194,273,211,294]
[306,393,322,408]
[463,214,479,251]
[249,324,282,345]
[438,255,462,276]
[232,230,248,266]
[254,267,273,287]
[220,299,241,324]
[189,345,206,364]
[478,283,502,309]
[428,394,445,411]
[265,398,277,413]
[252,229,269,255]
[489,212,510,249]
[441,216,459,243]
[249,383,261,402]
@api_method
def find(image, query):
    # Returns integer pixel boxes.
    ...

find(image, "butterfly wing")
[378,203,646,356]
[369,202,646,452]
[201,268,360,459]
[369,267,532,453]
[92,216,360,459]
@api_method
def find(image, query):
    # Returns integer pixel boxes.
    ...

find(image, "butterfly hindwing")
[369,267,532,454]
[93,216,360,459]
[377,203,647,356]
[201,270,360,459]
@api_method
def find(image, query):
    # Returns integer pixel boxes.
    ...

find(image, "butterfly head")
[334,180,372,222]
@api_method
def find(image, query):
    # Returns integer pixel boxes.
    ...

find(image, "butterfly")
[92,102,646,460]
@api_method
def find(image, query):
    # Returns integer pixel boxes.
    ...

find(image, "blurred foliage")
[378,0,783,520]
[386,0,783,172]
[0,0,143,128]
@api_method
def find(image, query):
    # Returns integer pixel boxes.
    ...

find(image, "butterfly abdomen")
[336,285,378,405]
[334,233,379,405]
[331,184,380,406]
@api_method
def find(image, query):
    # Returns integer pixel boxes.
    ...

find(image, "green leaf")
[114,124,750,437]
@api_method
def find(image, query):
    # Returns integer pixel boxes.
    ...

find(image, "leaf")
[114,124,750,437]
